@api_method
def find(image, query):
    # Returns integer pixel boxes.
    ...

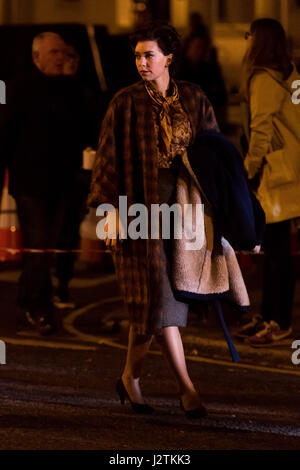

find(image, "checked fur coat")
[88,80,249,334]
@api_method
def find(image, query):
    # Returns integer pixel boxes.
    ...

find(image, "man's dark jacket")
[187,131,265,250]
[0,66,91,199]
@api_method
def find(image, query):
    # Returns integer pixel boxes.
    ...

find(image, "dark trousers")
[55,195,86,285]
[16,172,90,315]
[55,170,91,286]
[16,196,69,316]
[261,220,295,330]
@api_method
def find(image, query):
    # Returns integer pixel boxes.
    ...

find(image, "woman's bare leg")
[121,325,202,409]
[156,326,202,410]
[121,325,153,404]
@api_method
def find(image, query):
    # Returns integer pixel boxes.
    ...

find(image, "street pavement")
[1,254,299,370]
[1,342,300,450]
[0,255,300,450]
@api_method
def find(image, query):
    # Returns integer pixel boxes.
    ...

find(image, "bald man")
[32,32,66,76]
[0,32,91,335]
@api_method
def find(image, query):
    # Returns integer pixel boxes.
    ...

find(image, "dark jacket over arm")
[187,130,265,250]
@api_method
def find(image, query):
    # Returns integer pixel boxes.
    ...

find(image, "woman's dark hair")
[240,18,292,100]
[129,21,181,76]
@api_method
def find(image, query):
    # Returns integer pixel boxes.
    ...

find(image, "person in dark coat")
[53,42,104,308]
[0,32,90,334]
[178,29,227,129]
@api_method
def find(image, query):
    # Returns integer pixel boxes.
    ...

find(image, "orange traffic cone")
[79,206,106,263]
[0,169,22,262]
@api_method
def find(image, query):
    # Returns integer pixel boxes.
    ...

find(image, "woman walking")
[238,18,300,346]
[88,22,249,417]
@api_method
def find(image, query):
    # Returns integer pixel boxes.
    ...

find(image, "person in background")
[178,20,227,129]
[0,32,90,334]
[236,18,300,347]
[188,12,208,37]
[63,42,105,141]
[54,43,101,308]
[63,43,80,77]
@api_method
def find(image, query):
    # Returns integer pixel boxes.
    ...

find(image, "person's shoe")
[246,320,292,348]
[116,378,155,415]
[179,399,207,419]
[53,295,75,309]
[54,282,75,309]
[25,311,57,336]
[234,314,265,340]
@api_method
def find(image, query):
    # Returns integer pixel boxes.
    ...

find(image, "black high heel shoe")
[116,378,155,415]
[179,399,207,419]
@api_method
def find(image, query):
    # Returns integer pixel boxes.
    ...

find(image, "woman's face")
[135,40,172,81]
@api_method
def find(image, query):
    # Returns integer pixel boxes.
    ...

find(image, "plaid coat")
[88,80,222,334]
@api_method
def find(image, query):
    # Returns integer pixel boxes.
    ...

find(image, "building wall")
[0,0,117,31]
[288,0,300,48]
[34,0,116,29]
[2,0,300,43]
[1,0,299,90]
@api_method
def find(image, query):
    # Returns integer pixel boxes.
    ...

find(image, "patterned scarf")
[144,79,180,157]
